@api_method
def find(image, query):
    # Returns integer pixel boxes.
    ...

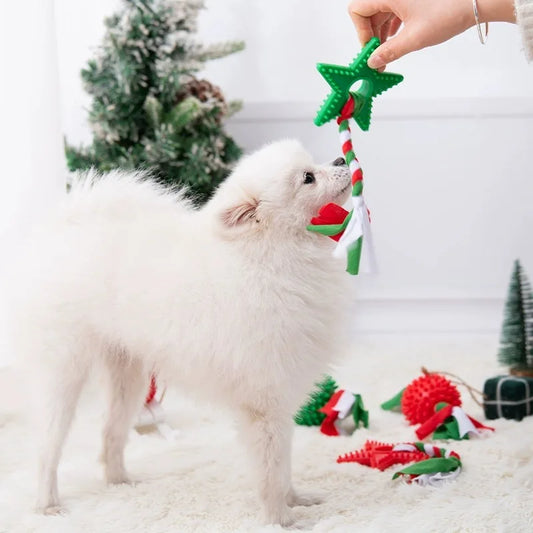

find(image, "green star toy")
[314,37,403,130]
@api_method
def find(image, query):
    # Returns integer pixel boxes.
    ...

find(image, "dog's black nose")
[332,157,346,166]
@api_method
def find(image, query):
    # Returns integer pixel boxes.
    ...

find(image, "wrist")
[477,0,516,23]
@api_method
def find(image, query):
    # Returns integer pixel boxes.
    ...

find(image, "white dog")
[9,139,353,526]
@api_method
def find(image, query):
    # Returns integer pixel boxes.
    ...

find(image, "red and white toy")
[135,375,178,440]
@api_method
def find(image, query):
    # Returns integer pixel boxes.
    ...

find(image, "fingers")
[348,0,414,69]
[379,18,392,43]
[348,0,390,45]
[388,16,403,38]
[380,15,403,43]
[348,8,375,47]
[367,28,416,69]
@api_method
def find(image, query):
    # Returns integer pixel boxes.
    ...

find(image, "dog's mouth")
[309,182,352,222]
[334,183,351,200]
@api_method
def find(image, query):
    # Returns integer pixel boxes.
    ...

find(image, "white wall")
[50,1,533,333]
[198,0,533,101]
[0,0,65,366]
[58,0,533,143]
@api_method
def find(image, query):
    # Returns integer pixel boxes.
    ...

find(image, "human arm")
[347,0,518,69]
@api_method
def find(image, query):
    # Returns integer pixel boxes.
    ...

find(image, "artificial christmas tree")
[497,259,533,372]
[66,0,244,205]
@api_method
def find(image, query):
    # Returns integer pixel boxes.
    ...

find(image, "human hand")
[348,0,516,69]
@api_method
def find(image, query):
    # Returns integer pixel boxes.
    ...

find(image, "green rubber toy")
[314,37,404,131]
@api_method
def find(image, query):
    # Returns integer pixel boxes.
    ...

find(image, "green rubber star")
[314,37,404,131]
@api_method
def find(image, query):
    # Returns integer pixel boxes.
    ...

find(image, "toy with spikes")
[338,440,463,487]
[381,368,494,440]
[337,440,428,471]
[307,38,403,275]
[294,375,339,426]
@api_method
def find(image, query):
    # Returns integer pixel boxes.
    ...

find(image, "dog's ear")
[220,196,260,228]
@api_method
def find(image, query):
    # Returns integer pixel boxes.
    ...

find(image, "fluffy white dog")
[10,139,353,526]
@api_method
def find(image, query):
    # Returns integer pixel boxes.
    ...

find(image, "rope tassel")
[336,96,376,275]
[307,95,376,275]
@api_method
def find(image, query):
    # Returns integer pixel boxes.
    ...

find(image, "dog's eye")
[303,172,315,184]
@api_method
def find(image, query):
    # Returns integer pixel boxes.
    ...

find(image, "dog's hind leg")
[101,349,146,484]
[239,409,295,527]
[36,358,89,515]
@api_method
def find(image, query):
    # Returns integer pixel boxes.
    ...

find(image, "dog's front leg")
[240,409,294,526]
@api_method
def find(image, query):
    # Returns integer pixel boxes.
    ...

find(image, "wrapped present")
[483,375,533,421]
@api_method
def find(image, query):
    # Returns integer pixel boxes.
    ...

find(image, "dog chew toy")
[294,375,369,436]
[294,375,339,426]
[307,38,403,275]
[319,389,369,436]
[136,375,178,440]
[381,368,494,440]
[337,440,462,486]
[145,374,158,404]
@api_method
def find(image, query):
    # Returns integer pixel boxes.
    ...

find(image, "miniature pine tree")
[65,0,244,205]
[294,375,338,426]
[498,260,533,369]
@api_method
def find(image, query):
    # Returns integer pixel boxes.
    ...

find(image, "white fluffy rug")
[1,334,533,533]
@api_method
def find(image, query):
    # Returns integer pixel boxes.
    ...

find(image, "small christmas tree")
[497,260,533,370]
[66,0,244,205]
[294,375,338,426]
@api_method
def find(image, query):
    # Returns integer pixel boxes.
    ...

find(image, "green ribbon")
[307,210,352,236]
[393,456,461,480]
[380,388,405,411]
[346,238,363,275]
[432,402,470,441]
[352,393,369,429]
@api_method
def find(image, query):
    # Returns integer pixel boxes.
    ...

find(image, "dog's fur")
[9,139,353,526]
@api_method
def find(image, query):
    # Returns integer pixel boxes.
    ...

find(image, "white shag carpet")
[1,334,533,533]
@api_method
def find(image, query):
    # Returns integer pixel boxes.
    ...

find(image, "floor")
[1,333,532,532]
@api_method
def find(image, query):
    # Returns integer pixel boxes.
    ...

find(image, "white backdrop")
[1,1,533,366]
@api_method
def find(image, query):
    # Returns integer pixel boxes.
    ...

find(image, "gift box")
[483,375,533,421]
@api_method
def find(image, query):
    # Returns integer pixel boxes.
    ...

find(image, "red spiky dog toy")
[381,369,493,440]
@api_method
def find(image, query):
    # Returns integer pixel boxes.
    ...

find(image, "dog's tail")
[65,169,194,221]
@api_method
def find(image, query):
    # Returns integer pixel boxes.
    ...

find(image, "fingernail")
[368,53,384,69]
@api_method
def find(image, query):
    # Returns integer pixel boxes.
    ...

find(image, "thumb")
[367,29,416,69]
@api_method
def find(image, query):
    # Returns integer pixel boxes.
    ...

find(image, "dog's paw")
[39,505,67,516]
[286,517,318,531]
[105,470,133,485]
[106,474,133,486]
[105,464,133,485]
[264,505,295,528]
[287,489,323,507]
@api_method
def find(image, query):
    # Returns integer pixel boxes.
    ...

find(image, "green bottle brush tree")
[497,259,533,375]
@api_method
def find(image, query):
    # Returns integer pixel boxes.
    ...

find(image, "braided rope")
[307,95,375,275]
[337,96,363,193]
[331,95,375,275]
